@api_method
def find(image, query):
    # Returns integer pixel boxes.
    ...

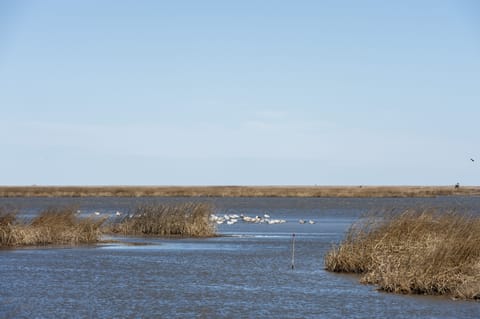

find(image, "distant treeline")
[0,185,479,198]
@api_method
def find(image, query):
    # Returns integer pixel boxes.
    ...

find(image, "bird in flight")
[471,158,475,162]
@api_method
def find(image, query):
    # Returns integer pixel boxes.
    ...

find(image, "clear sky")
[1,0,479,186]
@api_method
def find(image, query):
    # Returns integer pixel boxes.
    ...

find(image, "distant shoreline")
[1,185,479,198]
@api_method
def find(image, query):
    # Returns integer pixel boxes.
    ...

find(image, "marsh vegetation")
[107,202,215,237]
[0,207,105,247]
[1,185,480,198]
[0,202,216,248]
[325,208,480,300]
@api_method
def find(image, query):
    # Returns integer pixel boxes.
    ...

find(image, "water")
[1,197,479,318]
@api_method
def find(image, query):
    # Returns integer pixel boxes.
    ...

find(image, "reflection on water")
[1,197,479,318]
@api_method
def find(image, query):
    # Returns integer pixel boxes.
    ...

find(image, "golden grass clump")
[109,202,215,237]
[0,208,105,247]
[0,209,18,246]
[325,208,480,300]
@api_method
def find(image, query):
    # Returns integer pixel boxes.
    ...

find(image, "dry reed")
[325,208,480,300]
[0,207,105,247]
[108,202,216,237]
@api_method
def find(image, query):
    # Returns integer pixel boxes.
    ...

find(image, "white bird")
[267,219,284,224]
[246,216,256,223]
[309,220,315,224]
[94,211,100,216]
[115,211,122,216]
[264,213,270,219]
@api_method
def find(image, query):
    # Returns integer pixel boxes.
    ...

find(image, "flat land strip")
[1,186,479,198]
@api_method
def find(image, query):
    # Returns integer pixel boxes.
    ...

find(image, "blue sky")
[1,0,479,185]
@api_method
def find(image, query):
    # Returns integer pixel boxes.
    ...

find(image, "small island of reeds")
[106,202,215,237]
[325,208,480,300]
[0,208,105,247]
[0,202,216,248]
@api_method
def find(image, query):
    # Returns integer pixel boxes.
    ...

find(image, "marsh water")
[1,196,479,318]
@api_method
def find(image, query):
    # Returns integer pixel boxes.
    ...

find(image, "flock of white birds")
[86,210,316,225]
[209,213,315,225]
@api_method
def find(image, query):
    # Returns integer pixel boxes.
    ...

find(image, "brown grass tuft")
[108,202,216,237]
[0,207,105,247]
[325,208,480,300]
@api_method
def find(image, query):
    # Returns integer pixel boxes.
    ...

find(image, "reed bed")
[1,185,479,198]
[1,202,216,247]
[108,202,216,237]
[325,208,480,300]
[0,208,105,247]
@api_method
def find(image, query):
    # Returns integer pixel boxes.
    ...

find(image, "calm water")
[1,197,479,318]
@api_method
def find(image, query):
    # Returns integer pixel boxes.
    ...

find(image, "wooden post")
[291,233,296,269]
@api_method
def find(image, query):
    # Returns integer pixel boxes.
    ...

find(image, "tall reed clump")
[0,210,18,246]
[0,208,105,247]
[110,202,216,237]
[325,208,480,300]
